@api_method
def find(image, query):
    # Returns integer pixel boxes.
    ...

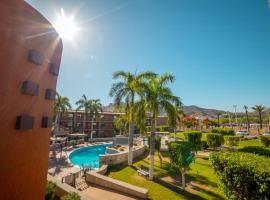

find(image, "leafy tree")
[45,181,56,200]
[76,94,90,133]
[54,93,72,132]
[88,99,102,139]
[109,70,156,166]
[168,141,193,189]
[252,105,266,130]
[243,105,250,132]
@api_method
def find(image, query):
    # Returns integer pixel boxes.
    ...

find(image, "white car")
[263,132,270,136]
[236,130,249,136]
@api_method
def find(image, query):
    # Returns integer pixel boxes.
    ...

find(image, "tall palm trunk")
[128,122,134,166]
[54,112,60,133]
[83,112,86,133]
[91,115,95,139]
[174,127,176,141]
[149,115,156,180]
[259,112,263,130]
[245,111,250,132]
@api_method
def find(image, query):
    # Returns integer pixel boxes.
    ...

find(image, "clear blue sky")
[27,0,270,112]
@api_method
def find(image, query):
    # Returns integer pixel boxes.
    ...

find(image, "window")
[67,121,73,127]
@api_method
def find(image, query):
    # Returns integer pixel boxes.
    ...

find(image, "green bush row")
[210,152,270,199]
[211,127,235,135]
[206,133,224,148]
[183,131,202,151]
[260,136,270,147]
[145,125,170,132]
[239,146,270,157]
[224,136,241,147]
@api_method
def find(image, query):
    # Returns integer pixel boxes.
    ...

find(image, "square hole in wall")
[21,81,39,96]
[49,63,59,76]
[41,116,52,128]
[45,89,56,100]
[15,115,34,130]
[28,49,44,65]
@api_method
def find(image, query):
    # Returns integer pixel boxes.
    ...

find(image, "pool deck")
[48,142,142,200]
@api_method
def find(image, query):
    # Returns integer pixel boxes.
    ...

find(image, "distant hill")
[182,105,226,117]
[103,103,227,117]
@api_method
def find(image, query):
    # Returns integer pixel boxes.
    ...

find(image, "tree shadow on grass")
[186,173,218,188]
[153,177,206,200]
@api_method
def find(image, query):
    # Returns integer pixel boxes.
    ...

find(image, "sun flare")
[54,9,79,41]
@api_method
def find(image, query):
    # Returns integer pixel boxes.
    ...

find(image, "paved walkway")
[83,183,138,200]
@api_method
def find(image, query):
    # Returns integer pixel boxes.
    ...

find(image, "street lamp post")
[233,105,238,129]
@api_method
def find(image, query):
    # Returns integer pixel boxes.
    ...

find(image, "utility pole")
[227,112,232,128]
[233,105,238,129]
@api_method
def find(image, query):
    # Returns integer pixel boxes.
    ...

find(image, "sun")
[54,9,79,41]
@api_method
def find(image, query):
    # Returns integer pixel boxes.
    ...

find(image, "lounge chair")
[137,165,149,178]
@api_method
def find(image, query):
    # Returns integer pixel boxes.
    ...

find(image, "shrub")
[239,146,270,157]
[183,131,202,151]
[207,133,224,148]
[224,136,241,147]
[61,192,81,200]
[210,152,270,199]
[201,141,208,150]
[212,127,234,135]
[45,181,56,200]
[260,136,270,147]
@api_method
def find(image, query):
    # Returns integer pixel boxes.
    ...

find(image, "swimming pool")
[69,143,112,168]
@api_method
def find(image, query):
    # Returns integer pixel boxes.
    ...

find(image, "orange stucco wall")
[0,1,62,199]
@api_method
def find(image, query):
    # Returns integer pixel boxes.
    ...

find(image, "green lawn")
[108,153,226,200]
[235,138,263,149]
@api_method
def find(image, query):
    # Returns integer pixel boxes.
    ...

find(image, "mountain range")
[103,104,227,117]
[103,103,270,117]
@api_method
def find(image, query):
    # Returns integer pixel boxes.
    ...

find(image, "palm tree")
[76,94,90,133]
[139,73,181,180]
[109,71,156,166]
[88,99,103,139]
[216,112,222,127]
[243,105,250,132]
[169,102,183,141]
[252,105,266,130]
[54,93,72,132]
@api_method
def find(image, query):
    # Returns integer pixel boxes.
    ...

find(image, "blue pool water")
[69,143,112,168]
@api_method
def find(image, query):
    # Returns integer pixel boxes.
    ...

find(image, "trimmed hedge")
[146,125,170,132]
[210,152,270,199]
[211,127,235,135]
[207,133,224,148]
[61,192,80,200]
[224,136,241,147]
[260,136,270,147]
[183,131,202,151]
[239,146,270,157]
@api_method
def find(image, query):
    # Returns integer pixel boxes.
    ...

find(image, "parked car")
[236,130,249,136]
[263,132,270,136]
